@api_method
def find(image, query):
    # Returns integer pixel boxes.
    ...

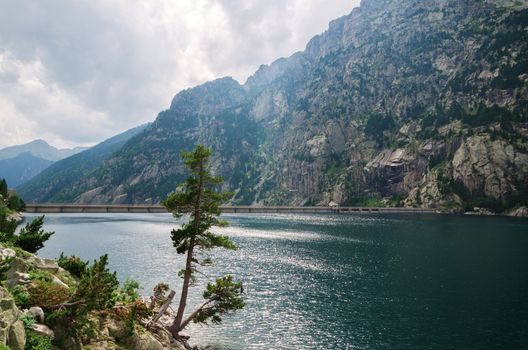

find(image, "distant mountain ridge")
[0,139,86,161]
[0,139,87,187]
[0,153,54,187]
[19,0,528,213]
[17,124,150,202]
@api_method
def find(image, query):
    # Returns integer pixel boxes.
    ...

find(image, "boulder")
[124,331,166,350]
[0,247,16,261]
[8,320,26,350]
[30,323,54,338]
[508,206,528,217]
[25,306,45,323]
[6,257,29,279]
[0,286,25,349]
[6,271,31,288]
[106,318,129,340]
[465,207,495,216]
[28,256,61,273]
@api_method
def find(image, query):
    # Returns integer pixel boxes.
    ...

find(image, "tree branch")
[148,289,176,326]
[178,298,214,331]
[49,299,85,310]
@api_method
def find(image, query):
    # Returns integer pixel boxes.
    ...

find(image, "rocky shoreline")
[0,236,191,350]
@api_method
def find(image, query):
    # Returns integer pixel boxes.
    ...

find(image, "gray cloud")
[0,0,359,148]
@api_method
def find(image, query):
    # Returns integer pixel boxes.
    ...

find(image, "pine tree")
[0,178,7,199]
[163,145,244,336]
[13,215,54,253]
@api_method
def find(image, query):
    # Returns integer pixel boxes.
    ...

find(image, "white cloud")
[0,0,360,149]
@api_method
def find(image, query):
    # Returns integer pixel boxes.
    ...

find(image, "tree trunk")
[169,238,195,336]
[150,289,175,325]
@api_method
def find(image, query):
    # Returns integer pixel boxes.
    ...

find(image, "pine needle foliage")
[162,144,243,334]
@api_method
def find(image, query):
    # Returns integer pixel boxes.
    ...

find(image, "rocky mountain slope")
[20,0,528,213]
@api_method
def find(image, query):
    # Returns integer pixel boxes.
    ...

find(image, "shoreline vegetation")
[0,146,245,350]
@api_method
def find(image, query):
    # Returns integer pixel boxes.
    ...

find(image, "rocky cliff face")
[21,0,528,212]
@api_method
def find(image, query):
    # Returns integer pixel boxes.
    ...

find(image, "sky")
[0,0,360,149]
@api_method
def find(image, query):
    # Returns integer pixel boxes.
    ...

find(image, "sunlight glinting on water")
[35,213,528,349]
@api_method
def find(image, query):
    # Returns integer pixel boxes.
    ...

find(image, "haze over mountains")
[17,0,528,213]
[0,140,86,187]
[17,124,149,201]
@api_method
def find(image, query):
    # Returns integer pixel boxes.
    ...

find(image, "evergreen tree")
[163,145,244,336]
[13,215,54,253]
[0,178,7,198]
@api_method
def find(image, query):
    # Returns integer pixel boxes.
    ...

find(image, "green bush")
[364,113,395,144]
[28,269,54,283]
[0,256,14,282]
[122,300,154,334]
[28,279,71,309]
[12,216,54,253]
[8,285,30,308]
[75,254,119,312]
[57,253,87,278]
[26,330,52,350]
[19,313,37,329]
[0,179,7,198]
[112,278,140,304]
[0,214,17,243]
[6,194,25,212]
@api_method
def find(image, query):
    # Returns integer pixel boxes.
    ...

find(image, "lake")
[28,212,528,349]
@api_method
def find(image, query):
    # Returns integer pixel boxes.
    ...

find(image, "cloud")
[0,0,360,149]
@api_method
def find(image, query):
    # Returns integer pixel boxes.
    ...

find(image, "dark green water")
[31,213,528,349]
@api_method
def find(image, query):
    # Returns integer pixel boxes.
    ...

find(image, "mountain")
[0,140,86,187]
[20,0,528,213]
[17,124,150,203]
[0,139,85,162]
[0,153,54,187]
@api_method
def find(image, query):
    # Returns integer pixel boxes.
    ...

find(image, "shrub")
[57,253,87,278]
[364,113,395,143]
[28,269,54,283]
[6,194,25,212]
[20,313,37,328]
[0,256,14,282]
[75,254,119,312]
[0,214,17,243]
[152,283,170,307]
[28,279,71,309]
[25,330,52,350]
[112,278,140,304]
[12,216,54,253]
[9,285,30,308]
[122,300,154,334]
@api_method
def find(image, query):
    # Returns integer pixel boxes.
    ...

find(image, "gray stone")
[508,206,528,217]
[30,323,54,338]
[28,256,61,273]
[8,320,26,350]
[6,271,31,289]
[51,275,70,289]
[0,287,23,348]
[0,247,16,261]
[125,331,165,350]
[25,306,45,323]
